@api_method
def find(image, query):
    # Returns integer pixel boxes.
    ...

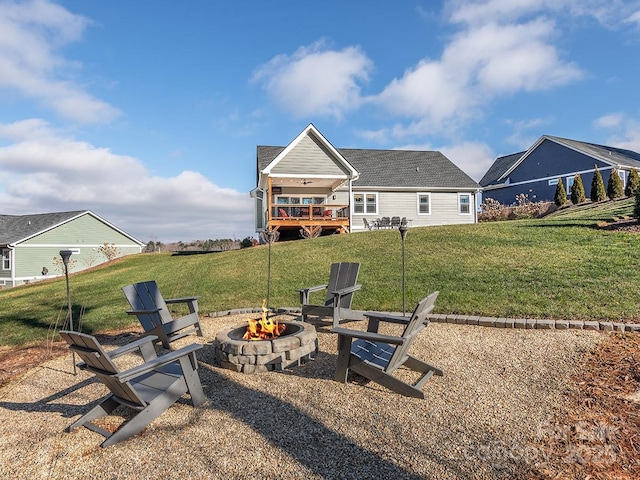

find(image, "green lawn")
[1,198,639,347]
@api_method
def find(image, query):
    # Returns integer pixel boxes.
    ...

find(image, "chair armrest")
[363,312,410,325]
[364,305,434,325]
[331,284,362,296]
[116,343,203,382]
[298,284,329,304]
[108,335,159,359]
[298,284,328,294]
[126,308,161,316]
[331,327,405,345]
[165,296,198,305]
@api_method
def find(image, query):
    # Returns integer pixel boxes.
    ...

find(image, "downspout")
[348,179,353,232]
[8,245,15,288]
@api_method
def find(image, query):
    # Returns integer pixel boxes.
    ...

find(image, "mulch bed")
[527,332,640,479]
[599,219,640,233]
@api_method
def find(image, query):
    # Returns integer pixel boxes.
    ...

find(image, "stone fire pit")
[214,321,318,374]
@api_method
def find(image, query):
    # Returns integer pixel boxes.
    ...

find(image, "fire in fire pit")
[243,300,286,340]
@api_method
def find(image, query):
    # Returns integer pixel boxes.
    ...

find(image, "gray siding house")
[0,210,144,287]
[251,124,480,239]
[480,135,640,205]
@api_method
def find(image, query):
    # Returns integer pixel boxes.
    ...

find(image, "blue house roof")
[481,135,640,188]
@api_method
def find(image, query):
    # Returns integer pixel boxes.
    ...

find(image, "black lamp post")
[59,249,76,374]
[398,224,409,317]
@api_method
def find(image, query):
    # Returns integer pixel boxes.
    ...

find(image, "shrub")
[607,168,624,199]
[626,169,640,197]
[554,178,567,206]
[635,189,640,222]
[570,174,586,204]
[97,242,121,261]
[590,166,606,202]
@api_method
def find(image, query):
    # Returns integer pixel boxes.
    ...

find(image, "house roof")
[257,146,480,190]
[478,152,524,187]
[482,135,640,187]
[0,210,144,246]
[342,148,479,189]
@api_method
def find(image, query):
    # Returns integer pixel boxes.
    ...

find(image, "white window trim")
[458,193,472,215]
[1,248,10,271]
[417,192,431,215]
[352,192,378,215]
[566,176,574,195]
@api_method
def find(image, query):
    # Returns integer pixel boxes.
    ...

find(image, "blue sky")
[1,0,639,242]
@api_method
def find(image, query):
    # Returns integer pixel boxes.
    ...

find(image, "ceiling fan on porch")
[300,179,313,185]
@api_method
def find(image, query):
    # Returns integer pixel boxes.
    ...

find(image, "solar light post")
[398,224,409,317]
[59,249,76,375]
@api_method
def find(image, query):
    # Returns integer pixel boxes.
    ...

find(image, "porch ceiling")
[271,176,347,190]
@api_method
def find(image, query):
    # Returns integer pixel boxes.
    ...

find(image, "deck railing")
[271,203,349,220]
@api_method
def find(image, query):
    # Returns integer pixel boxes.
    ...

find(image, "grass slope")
[1,198,639,347]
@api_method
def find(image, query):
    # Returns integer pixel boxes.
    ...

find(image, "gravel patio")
[0,313,602,479]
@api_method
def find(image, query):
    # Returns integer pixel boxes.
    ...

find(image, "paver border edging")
[205,308,640,332]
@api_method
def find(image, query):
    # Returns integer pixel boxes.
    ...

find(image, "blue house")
[480,135,640,205]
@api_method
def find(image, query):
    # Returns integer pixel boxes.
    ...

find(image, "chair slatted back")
[325,262,360,309]
[123,281,171,330]
[59,331,146,407]
[386,291,439,373]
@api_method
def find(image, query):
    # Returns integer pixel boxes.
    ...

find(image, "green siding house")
[0,210,144,288]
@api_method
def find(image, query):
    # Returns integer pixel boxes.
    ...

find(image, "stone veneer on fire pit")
[214,321,318,374]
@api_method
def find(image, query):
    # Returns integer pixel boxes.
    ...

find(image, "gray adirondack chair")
[332,291,443,398]
[298,262,365,328]
[123,280,203,349]
[59,330,206,447]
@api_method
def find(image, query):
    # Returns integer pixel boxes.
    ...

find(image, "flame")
[243,299,286,340]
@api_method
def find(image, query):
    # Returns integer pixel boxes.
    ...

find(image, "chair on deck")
[278,208,289,218]
[332,291,442,398]
[298,262,365,329]
[379,217,391,228]
[390,216,401,228]
[123,280,203,349]
[363,218,373,230]
[59,331,206,447]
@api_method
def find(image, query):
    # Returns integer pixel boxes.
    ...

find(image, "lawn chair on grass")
[123,280,203,349]
[59,331,206,447]
[332,291,442,398]
[298,262,365,329]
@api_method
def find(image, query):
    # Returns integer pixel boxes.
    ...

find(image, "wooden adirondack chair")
[298,262,365,328]
[332,291,443,398]
[122,280,203,349]
[59,331,206,447]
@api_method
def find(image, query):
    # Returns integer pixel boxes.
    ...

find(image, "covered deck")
[269,202,350,238]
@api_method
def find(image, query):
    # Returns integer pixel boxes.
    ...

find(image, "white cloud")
[447,0,640,28]
[504,116,553,149]
[595,113,640,153]
[252,39,373,119]
[0,119,254,242]
[440,141,496,182]
[0,0,120,123]
[594,113,624,129]
[374,14,582,137]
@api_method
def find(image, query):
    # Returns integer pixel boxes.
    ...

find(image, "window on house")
[353,193,378,214]
[1,249,10,270]
[548,178,558,186]
[459,193,471,215]
[417,193,431,215]
[566,176,574,195]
